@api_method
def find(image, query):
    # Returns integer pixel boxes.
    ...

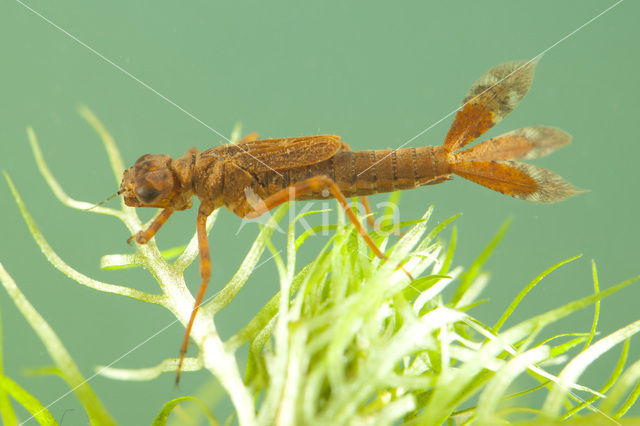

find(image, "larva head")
[120,154,177,208]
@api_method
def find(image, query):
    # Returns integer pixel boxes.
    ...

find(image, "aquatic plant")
[1,109,639,425]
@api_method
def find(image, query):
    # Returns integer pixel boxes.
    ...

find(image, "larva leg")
[360,195,376,229]
[176,203,213,385]
[245,176,412,279]
[128,207,174,244]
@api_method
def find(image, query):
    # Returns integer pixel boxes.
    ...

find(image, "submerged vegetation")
[1,109,640,425]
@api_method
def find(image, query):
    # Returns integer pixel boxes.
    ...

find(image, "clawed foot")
[126,231,148,245]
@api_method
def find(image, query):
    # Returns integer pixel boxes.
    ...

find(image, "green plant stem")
[0,291,18,426]
[0,263,115,425]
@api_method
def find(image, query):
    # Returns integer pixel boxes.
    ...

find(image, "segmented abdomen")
[256,146,450,200]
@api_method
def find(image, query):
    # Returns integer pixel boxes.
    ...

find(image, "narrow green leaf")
[493,254,582,333]
[438,226,457,276]
[548,336,589,359]
[537,333,590,347]
[0,376,57,425]
[421,213,462,250]
[101,244,188,270]
[494,406,544,420]
[562,340,629,419]
[455,298,489,312]
[453,218,510,306]
[26,126,124,218]
[371,218,428,238]
[423,276,640,425]
[78,105,126,184]
[0,264,115,425]
[380,191,401,231]
[152,396,219,426]
[244,320,273,388]
[100,253,143,270]
[544,318,640,417]
[476,346,550,423]
[226,256,324,351]
[455,272,489,309]
[522,275,639,353]
[0,294,18,426]
[159,244,189,261]
[388,208,433,261]
[582,260,601,351]
[502,380,551,402]
[403,274,451,300]
[4,172,162,304]
[23,366,63,378]
[600,358,640,416]
[96,357,202,381]
[295,224,337,250]
[205,205,287,314]
[167,378,224,426]
[614,377,640,418]
[229,122,243,144]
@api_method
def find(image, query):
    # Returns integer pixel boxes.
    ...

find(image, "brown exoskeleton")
[116,60,583,384]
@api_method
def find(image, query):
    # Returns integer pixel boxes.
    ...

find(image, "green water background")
[0,1,638,424]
